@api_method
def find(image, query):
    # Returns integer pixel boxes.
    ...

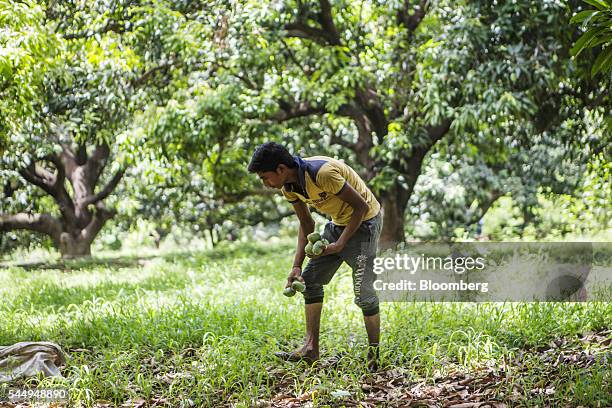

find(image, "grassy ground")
[0,241,610,407]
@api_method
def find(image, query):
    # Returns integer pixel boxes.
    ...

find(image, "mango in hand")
[291,280,306,293]
[307,232,321,243]
[305,242,314,256]
[304,228,330,257]
[283,287,296,297]
[312,241,325,255]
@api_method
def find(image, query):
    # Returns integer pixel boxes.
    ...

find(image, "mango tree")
[203,0,609,246]
[0,0,204,257]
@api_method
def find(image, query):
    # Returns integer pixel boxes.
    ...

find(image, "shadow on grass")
[1,253,164,272]
[1,241,285,272]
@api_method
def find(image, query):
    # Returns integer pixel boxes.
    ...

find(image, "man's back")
[281,155,380,226]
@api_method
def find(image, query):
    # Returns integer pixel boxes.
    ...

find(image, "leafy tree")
[2,0,609,257]
[0,0,199,257]
[0,0,58,148]
[197,0,608,246]
[570,0,612,75]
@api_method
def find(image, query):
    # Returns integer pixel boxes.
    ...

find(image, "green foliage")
[0,0,60,146]
[2,0,610,254]
[482,196,526,240]
[528,155,612,239]
[570,0,612,75]
[1,0,238,255]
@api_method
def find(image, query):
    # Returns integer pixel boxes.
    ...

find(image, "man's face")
[257,168,285,189]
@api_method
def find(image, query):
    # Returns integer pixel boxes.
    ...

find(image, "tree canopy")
[1,0,610,257]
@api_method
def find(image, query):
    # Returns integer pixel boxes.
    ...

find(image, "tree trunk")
[1,143,123,259]
[276,1,439,249]
[379,121,453,248]
[379,181,410,249]
[59,232,92,259]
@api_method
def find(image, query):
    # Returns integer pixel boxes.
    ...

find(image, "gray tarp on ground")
[0,342,66,383]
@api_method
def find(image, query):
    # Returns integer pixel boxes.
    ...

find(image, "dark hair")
[247,142,297,173]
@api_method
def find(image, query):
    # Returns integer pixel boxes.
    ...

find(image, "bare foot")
[274,347,319,364]
[367,344,379,372]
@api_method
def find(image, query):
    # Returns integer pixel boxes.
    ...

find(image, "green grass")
[0,241,610,407]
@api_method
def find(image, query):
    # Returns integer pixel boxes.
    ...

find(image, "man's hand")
[306,241,345,259]
[286,266,304,288]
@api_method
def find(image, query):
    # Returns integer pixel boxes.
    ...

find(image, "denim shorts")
[301,212,383,316]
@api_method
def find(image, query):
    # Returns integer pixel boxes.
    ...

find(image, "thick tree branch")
[75,142,88,165]
[60,144,78,180]
[355,86,388,142]
[83,169,125,206]
[271,101,327,122]
[397,0,429,32]
[79,203,116,244]
[35,163,56,185]
[426,118,453,144]
[64,20,125,40]
[318,0,341,45]
[0,213,62,243]
[18,163,56,196]
[22,153,77,227]
[388,118,453,175]
[48,151,75,213]
[284,0,342,46]
[47,154,65,189]
[285,22,331,45]
[87,143,111,187]
[89,143,110,162]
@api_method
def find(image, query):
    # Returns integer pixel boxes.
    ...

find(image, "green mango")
[307,232,321,243]
[312,241,324,255]
[283,287,296,297]
[291,280,305,292]
[305,242,314,255]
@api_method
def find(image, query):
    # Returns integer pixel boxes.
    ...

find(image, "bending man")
[248,142,383,370]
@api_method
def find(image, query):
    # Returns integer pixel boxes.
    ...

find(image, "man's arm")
[314,183,369,257]
[287,200,315,286]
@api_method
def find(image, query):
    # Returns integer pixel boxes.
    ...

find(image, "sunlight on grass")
[0,240,610,407]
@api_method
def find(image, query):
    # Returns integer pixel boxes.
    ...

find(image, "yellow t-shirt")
[281,155,380,226]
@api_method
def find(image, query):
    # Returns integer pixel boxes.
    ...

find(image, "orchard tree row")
[1,0,610,257]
